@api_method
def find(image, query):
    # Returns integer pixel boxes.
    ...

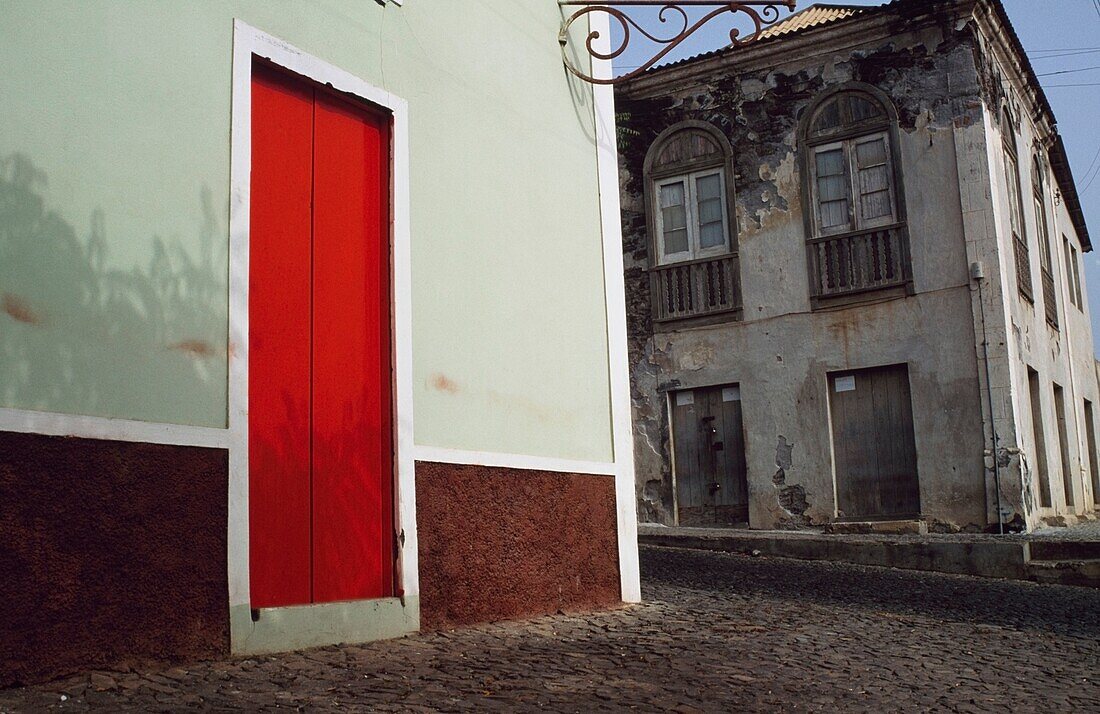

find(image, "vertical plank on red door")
[248,62,315,608]
[311,90,394,602]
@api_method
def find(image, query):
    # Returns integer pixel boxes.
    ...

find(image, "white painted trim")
[413,445,616,476]
[0,408,230,449]
[591,14,642,604]
[228,22,418,633]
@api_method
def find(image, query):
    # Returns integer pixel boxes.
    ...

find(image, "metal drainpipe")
[975,266,1005,534]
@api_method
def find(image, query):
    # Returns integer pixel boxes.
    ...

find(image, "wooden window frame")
[1072,243,1084,310]
[809,131,898,239]
[1032,152,1057,328]
[1063,232,1084,313]
[1064,236,1077,309]
[643,121,742,326]
[800,85,912,308]
[653,168,732,265]
[1002,108,1033,302]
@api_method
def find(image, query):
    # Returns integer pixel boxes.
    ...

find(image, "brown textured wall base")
[416,461,621,629]
[0,431,230,686]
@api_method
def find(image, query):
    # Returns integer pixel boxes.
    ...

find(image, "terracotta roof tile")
[757,4,869,40]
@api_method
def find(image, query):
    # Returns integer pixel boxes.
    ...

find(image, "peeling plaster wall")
[974,22,1100,528]
[619,17,993,530]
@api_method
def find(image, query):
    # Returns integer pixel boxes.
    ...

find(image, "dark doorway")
[829,364,920,519]
[671,384,749,526]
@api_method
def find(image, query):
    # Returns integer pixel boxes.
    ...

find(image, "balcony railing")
[652,254,741,322]
[811,226,908,299]
[1041,268,1058,327]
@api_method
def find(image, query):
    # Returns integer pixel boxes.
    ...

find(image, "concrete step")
[1027,540,1100,562]
[639,528,1029,580]
[826,520,927,535]
[1026,559,1100,588]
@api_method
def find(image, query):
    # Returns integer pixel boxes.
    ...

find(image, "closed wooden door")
[671,385,749,526]
[829,364,920,519]
[249,61,394,608]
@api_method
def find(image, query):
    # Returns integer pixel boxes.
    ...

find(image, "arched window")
[1001,106,1032,299]
[802,87,908,300]
[1032,151,1057,326]
[645,124,734,265]
[643,122,739,322]
[806,90,898,235]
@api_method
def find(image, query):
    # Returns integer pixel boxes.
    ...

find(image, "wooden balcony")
[651,254,741,323]
[811,225,909,300]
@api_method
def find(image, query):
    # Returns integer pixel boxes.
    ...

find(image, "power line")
[1030,47,1100,54]
[1036,65,1100,77]
[1080,144,1100,193]
[1043,82,1100,87]
[1031,49,1100,60]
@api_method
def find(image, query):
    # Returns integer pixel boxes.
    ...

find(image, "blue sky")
[611,0,1100,353]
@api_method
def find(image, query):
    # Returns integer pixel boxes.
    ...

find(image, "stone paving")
[3,546,1100,712]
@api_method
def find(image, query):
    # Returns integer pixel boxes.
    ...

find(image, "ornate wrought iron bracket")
[559,1,796,85]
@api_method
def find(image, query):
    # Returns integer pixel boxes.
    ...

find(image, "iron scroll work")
[559,1,796,85]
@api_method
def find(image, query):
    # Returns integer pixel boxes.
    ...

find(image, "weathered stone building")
[617,0,1097,532]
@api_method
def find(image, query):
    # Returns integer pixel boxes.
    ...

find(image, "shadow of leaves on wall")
[0,153,228,426]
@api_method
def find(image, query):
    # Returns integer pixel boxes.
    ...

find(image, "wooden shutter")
[814,144,851,234]
[853,133,894,227]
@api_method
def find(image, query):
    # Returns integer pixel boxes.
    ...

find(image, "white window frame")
[653,169,731,265]
[810,130,897,238]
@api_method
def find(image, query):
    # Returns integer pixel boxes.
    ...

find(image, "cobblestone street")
[3,545,1100,712]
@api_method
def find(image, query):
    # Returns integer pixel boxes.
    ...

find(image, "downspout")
[974,262,1005,534]
[950,22,1003,533]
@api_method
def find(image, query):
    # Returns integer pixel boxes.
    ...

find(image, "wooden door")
[249,61,394,608]
[829,364,920,519]
[671,385,749,526]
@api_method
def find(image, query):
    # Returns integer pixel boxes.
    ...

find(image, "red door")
[249,60,394,608]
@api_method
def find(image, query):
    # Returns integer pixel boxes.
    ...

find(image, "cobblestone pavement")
[3,546,1100,712]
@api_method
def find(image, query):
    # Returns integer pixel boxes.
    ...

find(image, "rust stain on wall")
[429,373,461,394]
[2,293,43,325]
[168,340,218,358]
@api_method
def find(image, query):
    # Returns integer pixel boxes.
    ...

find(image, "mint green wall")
[0,2,613,461]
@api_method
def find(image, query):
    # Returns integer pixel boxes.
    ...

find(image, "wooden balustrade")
[651,254,741,322]
[811,226,908,298]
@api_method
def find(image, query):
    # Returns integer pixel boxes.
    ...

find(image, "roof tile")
[757,4,869,40]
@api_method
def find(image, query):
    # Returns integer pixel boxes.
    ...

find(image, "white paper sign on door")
[835,375,856,393]
[675,391,694,406]
[722,386,741,402]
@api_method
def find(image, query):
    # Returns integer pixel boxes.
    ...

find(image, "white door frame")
[228,19,418,652]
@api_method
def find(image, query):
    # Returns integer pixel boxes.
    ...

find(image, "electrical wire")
[1036,65,1100,77]
[1031,49,1100,60]
[1030,47,1100,54]
[1080,144,1100,194]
